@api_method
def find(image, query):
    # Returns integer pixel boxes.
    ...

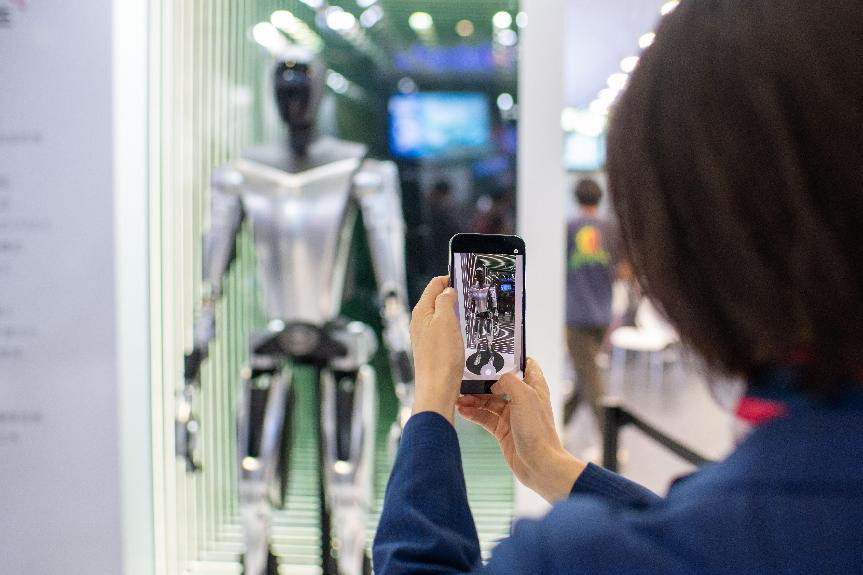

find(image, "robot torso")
[469,284,496,314]
[214,137,368,326]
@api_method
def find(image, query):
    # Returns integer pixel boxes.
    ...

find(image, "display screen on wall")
[564,132,607,172]
[389,92,491,159]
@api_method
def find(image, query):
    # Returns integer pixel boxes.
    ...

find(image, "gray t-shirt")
[565,216,617,327]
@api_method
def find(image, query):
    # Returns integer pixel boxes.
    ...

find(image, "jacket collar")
[708,366,863,486]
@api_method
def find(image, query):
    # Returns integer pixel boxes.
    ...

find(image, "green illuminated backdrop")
[150,1,517,573]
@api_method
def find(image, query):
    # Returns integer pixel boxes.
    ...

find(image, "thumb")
[434,287,458,319]
[523,358,549,395]
[492,373,531,404]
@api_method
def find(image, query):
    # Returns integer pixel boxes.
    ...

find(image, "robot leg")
[237,360,293,575]
[321,322,378,575]
[472,313,485,366]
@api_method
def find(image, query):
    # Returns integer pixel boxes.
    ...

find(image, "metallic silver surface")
[237,370,291,575]
[213,156,362,324]
[321,364,377,575]
[203,169,244,297]
[354,159,415,446]
[329,321,378,372]
[190,139,415,574]
[469,283,497,314]
[354,160,408,304]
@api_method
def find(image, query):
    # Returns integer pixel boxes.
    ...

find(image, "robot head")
[475,269,486,286]
[273,48,326,156]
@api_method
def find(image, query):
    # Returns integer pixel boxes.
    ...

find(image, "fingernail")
[444,287,455,295]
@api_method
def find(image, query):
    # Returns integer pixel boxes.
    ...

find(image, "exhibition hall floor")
[563,353,737,495]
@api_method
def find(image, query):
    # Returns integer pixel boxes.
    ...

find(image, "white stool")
[608,300,679,394]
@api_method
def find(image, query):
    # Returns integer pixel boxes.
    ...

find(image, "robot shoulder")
[352,159,400,198]
[210,165,245,193]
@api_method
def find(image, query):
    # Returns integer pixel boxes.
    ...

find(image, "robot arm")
[185,166,246,381]
[490,283,498,315]
[352,160,414,427]
[178,166,245,472]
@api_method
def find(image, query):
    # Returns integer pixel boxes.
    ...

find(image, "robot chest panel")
[238,172,357,324]
[472,288,492,310]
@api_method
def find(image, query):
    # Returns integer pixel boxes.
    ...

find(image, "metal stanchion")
[600,396,713,473]
[601,398,625,473]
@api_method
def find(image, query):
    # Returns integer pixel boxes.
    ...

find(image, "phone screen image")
[453,252,525,381]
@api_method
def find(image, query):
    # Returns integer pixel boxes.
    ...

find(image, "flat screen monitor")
[389,92,491,159]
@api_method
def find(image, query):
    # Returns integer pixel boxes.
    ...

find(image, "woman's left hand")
[457,359,586,503]
[410,276,465,424]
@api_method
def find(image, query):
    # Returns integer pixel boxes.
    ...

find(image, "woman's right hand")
[456,358,586,503]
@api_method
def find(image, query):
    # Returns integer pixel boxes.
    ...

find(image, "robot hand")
[381,294,413,383]
[381,294,415,452]
[175,385,201,472]
[184,303,216,383]
[177,301,215,472]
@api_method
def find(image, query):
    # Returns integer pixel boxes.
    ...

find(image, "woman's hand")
[410,276,465,424]
[456,358,586,503]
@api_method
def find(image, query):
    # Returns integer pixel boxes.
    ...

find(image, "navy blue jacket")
[373,383,863,573]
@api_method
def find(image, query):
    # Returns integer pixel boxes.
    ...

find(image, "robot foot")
[241,549,279,575]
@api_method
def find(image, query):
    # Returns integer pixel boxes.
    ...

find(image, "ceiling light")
[242,457,261,472]
[561,107,579,131]
[589,99,610,117]
[326,71,349,94]
[252,22,287,52]
[638,32,656,49]
[271,9,323,51]
[496,29,518,47]
[608,72,629,91]
[597,88,618,103]
[408,11,433,32]
[271,10,298,32]
[515,12,528,29]
[456,19,474,37]
[620,56,639,73]
[497,93,514,112]
[326,7,357,32]
[356,0,377,7]
[360,5,384,28]
[660,0,680,15]
[562,107,606,135]
[397,77,417,94]
[493,11,513,29]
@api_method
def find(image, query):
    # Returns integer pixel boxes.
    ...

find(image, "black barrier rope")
[601,399,713,473]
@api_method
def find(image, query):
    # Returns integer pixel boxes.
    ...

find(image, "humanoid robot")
[468,269,498,365]
[177,49,414,575]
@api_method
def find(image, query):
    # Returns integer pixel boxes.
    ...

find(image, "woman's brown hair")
[607,0,863,393]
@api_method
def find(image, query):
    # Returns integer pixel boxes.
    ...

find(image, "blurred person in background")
[563,178,618,436]
[471,190,515,236]
[427,180,465,275]
[375,1,863,573]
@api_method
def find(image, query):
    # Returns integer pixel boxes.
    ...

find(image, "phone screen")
[453,251,525,382]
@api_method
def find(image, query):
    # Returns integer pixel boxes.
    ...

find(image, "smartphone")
[449,233,526,394]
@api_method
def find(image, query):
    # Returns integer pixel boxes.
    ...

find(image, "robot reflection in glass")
[176,48,414,575]
[466,269,504,377]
